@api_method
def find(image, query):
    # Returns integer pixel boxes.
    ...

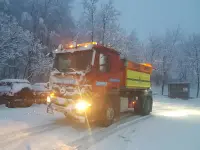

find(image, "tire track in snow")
[0,122,55,137]
[68,115,152,150]
[0,123,60,149]
[0,119,105,149]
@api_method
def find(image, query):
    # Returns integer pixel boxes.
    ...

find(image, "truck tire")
[25,99,33,107]
[134,95,152,116]
[101,103,115,127]
[142,96,152,116]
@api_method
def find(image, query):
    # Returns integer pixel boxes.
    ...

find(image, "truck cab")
[47,42,153,126]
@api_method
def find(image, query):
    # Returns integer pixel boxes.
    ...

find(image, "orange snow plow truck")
[47,42,153,127]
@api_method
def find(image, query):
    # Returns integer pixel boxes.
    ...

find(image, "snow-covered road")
[0,95,200,150]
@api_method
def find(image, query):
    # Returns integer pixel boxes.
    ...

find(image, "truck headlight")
[75,100,91,111]
[47,92,55,103]
[47,96,51,103]
[50,92,55,98]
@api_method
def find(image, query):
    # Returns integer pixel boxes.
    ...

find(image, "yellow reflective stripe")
[126,69,151,88]
[126,79,150,88]
[127,70,150,81]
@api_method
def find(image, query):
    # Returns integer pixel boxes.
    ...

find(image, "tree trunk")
[197,74,200,98]
[91,16,94,42]
[102,17,106,46]
[23,62,29,79]
[161,56,166,95]
[91,5,94,42]
[162,79,165,95]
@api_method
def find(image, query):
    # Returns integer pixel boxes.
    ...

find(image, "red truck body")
[47,42,153,126]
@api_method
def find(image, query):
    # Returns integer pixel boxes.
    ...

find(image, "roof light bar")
[65,42,97,49]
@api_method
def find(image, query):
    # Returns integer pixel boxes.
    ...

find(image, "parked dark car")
[32,83,50,104]
[0,79,34,108]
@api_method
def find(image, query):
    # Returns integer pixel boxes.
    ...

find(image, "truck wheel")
[134,95,152,116]
[37,99,41,104]
[101,103,115,127]
[25,100,33,107]
[142,97,152,116]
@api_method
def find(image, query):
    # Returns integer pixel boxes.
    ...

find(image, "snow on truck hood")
[49,69,91,96]
[50,69,86,85]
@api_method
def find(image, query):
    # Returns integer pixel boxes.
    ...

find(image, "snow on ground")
[0,94,199,150]
[0,104,100,150]
[88,95,200,150]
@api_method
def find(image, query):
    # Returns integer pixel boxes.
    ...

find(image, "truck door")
[95,51,121,89]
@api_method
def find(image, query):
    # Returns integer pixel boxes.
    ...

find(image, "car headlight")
[75,100,91,111]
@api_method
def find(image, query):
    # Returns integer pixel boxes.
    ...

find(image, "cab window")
[99,53,110,72]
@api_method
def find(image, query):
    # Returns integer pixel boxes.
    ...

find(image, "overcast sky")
[73,0,200,40]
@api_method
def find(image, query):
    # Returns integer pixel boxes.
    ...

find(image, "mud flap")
[47,102,54,114]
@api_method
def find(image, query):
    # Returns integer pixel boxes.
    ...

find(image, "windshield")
[0,82,12,87]
[53,50,93,72]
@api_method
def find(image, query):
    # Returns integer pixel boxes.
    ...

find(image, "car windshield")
[0,82,12,86]
[53,50,93,72]
[32,85,47,91]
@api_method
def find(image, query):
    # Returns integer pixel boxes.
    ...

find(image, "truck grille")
[51,97,69,107]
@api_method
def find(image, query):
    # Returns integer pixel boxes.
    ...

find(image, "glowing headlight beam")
[75,101,91,111]
[47,96,51,103]
[50,92,55,98]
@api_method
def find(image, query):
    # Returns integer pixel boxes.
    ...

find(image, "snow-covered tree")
[82,0,99,42]
[0,13,24,72]
[96,0,120,45]
[1,0,74,49]
[0,12,51,81]
[145,28,182,94]
[145,35,162,65]
[159,28,182,95]
[145,35,163,85]
[183,34,200,97]
[125,31,143,62]
[20,31,51,81]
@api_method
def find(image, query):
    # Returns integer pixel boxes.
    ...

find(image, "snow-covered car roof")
[0,79,32,96]
[0,79,30,83]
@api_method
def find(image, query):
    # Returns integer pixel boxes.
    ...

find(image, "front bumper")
[47,99,88,123]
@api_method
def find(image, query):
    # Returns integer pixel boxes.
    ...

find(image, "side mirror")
[46,52,54,58]
[45,82,49,89]
[120,58,127,70]
[121,58,127,66]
